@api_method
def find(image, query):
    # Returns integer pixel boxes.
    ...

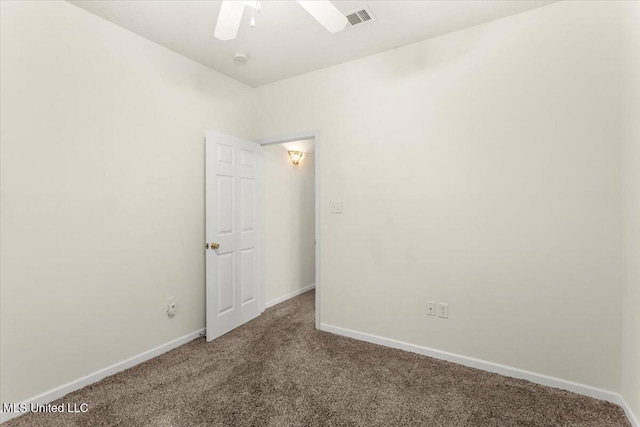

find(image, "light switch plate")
[331,201,343,214]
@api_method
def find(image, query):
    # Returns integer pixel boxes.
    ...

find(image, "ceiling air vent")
[343,6,376,31]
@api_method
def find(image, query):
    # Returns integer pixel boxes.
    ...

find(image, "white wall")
[621,0,640,420]
[0,0,254,403]
[255,1,623,391]
[264,145,315,302]
[1,0,634,412]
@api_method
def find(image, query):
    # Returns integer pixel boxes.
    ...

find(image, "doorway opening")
[259,132,320,328]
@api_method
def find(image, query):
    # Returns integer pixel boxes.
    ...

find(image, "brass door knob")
[211,243,220,250]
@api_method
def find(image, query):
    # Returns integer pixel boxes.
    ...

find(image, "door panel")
[217,176,234,234]
[206,130,263,341]
[241,248,255,304]
[217,253,234,314]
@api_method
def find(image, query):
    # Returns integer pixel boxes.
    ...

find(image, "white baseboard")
[618,395,640,427]
[319,322,637,426]
[3,319,635,426]
[0,328,205,423]
[265,283,315,309]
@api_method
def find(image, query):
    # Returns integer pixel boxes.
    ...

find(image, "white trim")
[618,395,640,427]
[257,130,321,330]
[0,329,205,423]
[2,322,635,426]
[319,323,635,421]
[265,283,316,309]
[258,131,319,146]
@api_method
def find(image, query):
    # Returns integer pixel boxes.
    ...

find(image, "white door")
[205,130,264,341]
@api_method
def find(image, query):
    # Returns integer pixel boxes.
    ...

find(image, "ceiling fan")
[214,0,348,41]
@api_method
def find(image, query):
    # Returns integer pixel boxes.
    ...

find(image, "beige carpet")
[4,290,630,426]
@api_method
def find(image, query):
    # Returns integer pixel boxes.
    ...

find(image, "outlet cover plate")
[167,297,177,316]
[437,302,448,319]
[427,301,435,316]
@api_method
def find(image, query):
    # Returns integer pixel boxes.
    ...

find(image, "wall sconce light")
[288,151,307,165]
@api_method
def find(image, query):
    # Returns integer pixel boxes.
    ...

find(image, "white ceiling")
[69,0,557,87]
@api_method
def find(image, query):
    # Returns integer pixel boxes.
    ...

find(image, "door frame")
[257,130,321,329]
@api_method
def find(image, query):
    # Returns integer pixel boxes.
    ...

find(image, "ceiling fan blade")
[295,0,348,33]
[214,0,245,41]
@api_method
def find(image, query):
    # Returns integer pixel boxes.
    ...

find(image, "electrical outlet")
[426,301,435,316]
[331,201,343,214]
[167,297,177,317]
[437,302,448,319]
